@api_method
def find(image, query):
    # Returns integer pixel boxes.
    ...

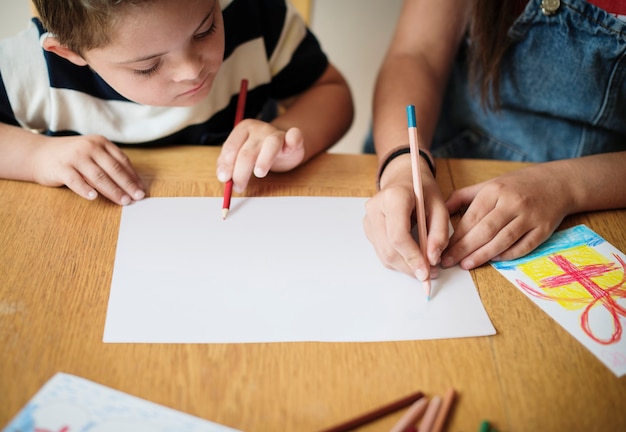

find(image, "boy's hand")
[216,119,305,192]
[32,134,145,205]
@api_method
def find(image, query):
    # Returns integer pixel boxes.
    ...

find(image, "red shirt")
[588,0,626,13]
[587,0,626,19]
[516,0,626,20]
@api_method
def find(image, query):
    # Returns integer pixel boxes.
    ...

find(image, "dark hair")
[32,0,148,54]
[469,0,521,109]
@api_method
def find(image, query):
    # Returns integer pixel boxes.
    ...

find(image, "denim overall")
[364,0,626,159]
[429,0,626,161]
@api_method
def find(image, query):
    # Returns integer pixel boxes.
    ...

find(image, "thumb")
[445,183,481,214]
[284,127,304,151]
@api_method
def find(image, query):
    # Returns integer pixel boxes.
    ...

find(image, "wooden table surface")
[1,146,625,431]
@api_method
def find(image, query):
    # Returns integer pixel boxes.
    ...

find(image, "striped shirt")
[0,0,329,146]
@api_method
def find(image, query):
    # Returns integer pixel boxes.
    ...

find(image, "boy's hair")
[32,0,148,54]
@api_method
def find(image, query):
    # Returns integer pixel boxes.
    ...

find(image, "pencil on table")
[417,395,442,432]
[406,104,431,300]
[320,390,424,432]
[389,396,429,432]
[430,388,456,432]
[479,420,492,432]
[222,78,248,220]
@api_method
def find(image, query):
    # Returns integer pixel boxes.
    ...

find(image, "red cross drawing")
[518,253,626,345]
[35,426,70,432]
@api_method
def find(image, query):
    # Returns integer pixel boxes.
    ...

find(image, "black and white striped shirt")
[0,0,328,146]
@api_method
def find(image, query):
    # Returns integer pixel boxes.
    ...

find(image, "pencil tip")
[222,208,229,220]
[423,279,432,301]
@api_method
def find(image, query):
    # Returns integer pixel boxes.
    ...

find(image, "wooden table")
[1,146,625,431]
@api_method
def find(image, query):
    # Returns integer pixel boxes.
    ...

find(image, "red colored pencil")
[222,78,248,220]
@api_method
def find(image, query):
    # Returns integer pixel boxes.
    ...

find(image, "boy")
[0,0,353,205]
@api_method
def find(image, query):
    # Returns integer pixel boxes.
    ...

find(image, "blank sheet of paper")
[104,197,495,343]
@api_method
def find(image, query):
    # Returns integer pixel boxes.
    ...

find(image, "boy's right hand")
[216,119,306,192]
[32,134,145,205]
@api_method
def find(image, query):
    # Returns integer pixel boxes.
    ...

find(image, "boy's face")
[81,0,225,107]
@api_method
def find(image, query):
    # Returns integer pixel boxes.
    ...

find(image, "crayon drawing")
[2,373,238,432]
[492,225,626,377]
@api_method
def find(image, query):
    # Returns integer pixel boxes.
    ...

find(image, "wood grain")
[1,148,625,431]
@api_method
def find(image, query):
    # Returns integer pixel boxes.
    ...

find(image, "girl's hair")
[469,0,521,109]
[32,0,147,54]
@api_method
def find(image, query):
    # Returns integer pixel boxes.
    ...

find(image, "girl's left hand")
[442,166,573,269]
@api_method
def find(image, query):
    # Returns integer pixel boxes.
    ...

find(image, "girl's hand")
[442,166,572,270]
[216,119,305,192]
[363,156,449,280]
[32,134,145,205]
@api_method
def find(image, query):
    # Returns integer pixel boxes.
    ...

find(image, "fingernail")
[462,260,475,270]
[254,166,267,178]
[87,190,97,200]
[217,171,229,183]
[415,269,427,281]
[134,190,145,200]
[121,195,131,206]
[430,248,443,264]
[430,266,439,279]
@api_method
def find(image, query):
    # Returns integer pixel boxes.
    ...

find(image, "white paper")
[492,225,626,377]
[2,373,238,432]
[104,197,495,343]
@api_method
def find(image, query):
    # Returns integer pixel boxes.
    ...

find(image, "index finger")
[89,145,145,203]
[445,182,482,215]
[384,194,431,280]
[216,122,250,182]
[105,142,145,190]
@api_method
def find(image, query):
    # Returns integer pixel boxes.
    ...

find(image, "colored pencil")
[222,78,248,220]
[389,396,429,432]
[479,420,491,432]
[430,388,457,432]
[320,391,424,432]
[417,395,442,432]
[406,104,431,300]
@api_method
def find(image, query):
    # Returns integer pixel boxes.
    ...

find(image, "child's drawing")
[492,225,626,377]
[3,373,239,432]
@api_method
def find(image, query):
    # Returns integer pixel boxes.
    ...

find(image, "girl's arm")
[444,151,626,270]
[363,0,473,279]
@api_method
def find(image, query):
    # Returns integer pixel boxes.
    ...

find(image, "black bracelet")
[376,146,436,190]
[418,149,436,178]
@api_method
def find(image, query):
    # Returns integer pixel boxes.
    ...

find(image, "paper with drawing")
[2,373,238,432]
[104,197,495,343]
[492,225,626,377]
